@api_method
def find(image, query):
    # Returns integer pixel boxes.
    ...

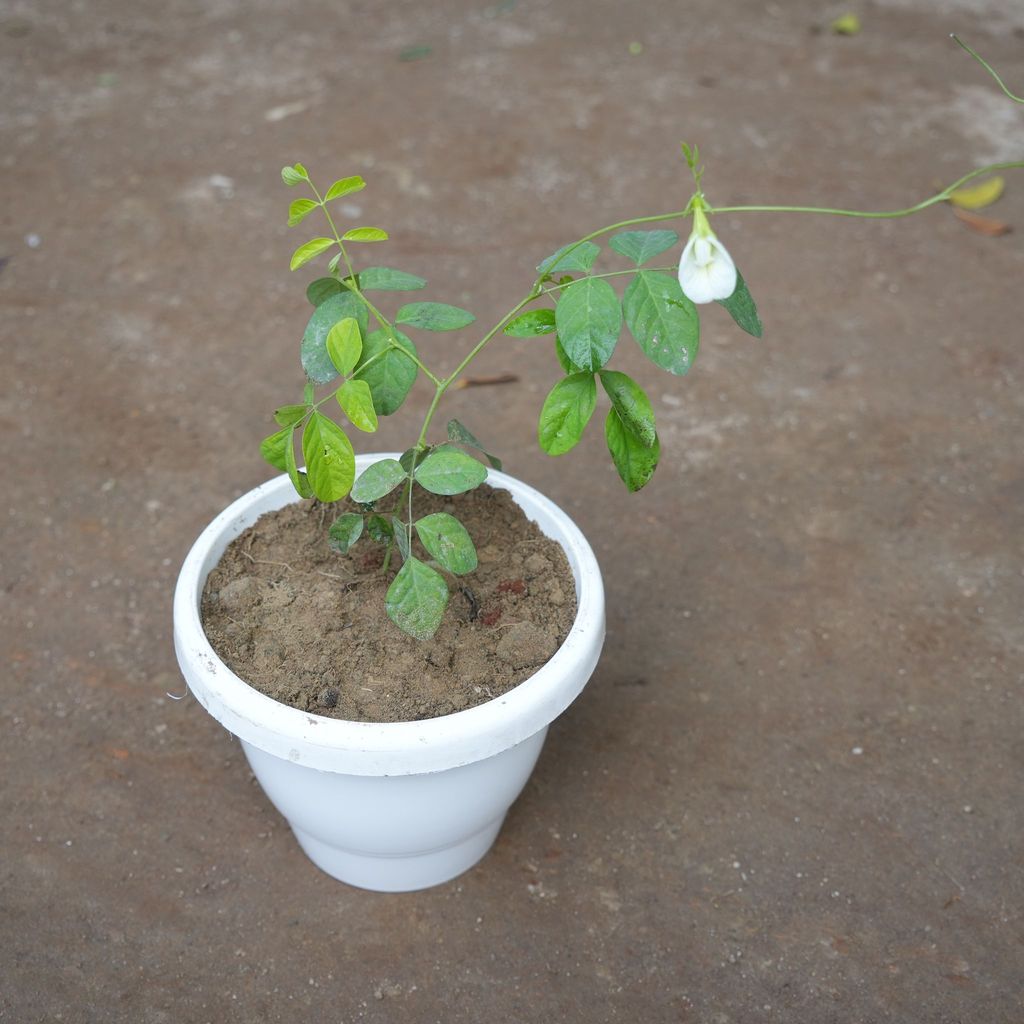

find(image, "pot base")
[240,728,549,892]
[291,818,505,893]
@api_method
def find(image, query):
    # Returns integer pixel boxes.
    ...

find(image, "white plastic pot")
[173,455,605,892]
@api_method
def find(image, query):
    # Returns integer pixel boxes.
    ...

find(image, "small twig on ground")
[453,373,519,389]
[240,551,295,573]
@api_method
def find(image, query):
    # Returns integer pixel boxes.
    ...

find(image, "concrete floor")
[3,0,1023,1020]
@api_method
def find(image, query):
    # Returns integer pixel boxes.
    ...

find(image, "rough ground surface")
[201,485,575,722]
[3,0,1023,1021]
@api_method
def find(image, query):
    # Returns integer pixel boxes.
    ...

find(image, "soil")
[200,483,577,723]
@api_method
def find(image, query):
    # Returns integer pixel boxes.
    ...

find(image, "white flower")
[677,208,737,304]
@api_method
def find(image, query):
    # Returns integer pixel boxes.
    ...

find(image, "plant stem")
[306,154,1023,577]
[709,161,1024,219]
[441,295,538,388]
[952,35,1024,104]
[306,349,391,414]
[540,265,676,296]
[388,292,540,565]
[310,183,443,387]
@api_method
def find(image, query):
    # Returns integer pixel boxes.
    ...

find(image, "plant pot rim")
[173,454,605,775]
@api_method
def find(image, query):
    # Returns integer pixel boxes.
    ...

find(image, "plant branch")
[310,181,443,388]
[709,162,1024,219]
[540,265,676,296]
[952,35,1024,103]
[441,294,539,389]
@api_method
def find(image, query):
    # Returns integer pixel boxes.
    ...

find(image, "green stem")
[952,35,1024,104]
[311,183,443,388]
[389,293,541,564]
[306,349,391,414]
[350,290,442,386]
[710,162,1024,219]
[540,265,676,297]
[393,383,446,559]
[534,212,689,286]
[441,295,538,388]
[307,153,1024,579]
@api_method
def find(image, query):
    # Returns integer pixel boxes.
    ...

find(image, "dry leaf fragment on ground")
[952,207,1012,236]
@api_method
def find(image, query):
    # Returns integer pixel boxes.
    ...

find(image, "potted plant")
[174,40,1021,892]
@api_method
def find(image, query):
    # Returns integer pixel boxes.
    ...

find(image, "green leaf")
[301,412,355,502]
[415,513,478,575]
[395,302,476,332]
[259,426,291,471]
[385,557,449,640]
[306,277,344,306]
[273,404,308,428]
[288,198,319,227]
[281,165,307,187]
[503,308,556,338]
[342,227,388,242]
[290,237,335,271]
[716,270,763,338]
[353,328,419,415]
[414,446,488,495]
[325,175,366,202]
[605,408,660,492]
[446,419,501,470]
[336,378,378,433]
[392,518,411,560]
[327,252,343,272]
[609,229,679,267]
[622,269,700,376]
[283,424,312,498]
[366,515,394,543]
[328,513,363,553]
[301,292,369,385]
[325,317,362,376]
[598,370,657,448]
[350,458,406,503]
[555,277,622,371]
[399,447,422,474]
[554,336,583,375]
[538,373,597,456]
[357,266,427,292]
[537,241,601,275]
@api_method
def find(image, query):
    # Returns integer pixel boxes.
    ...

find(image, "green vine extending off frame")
[259,37,1023,640]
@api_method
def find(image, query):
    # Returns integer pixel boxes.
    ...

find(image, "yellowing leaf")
[949,176,1005,211]
[831,13,861,35]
